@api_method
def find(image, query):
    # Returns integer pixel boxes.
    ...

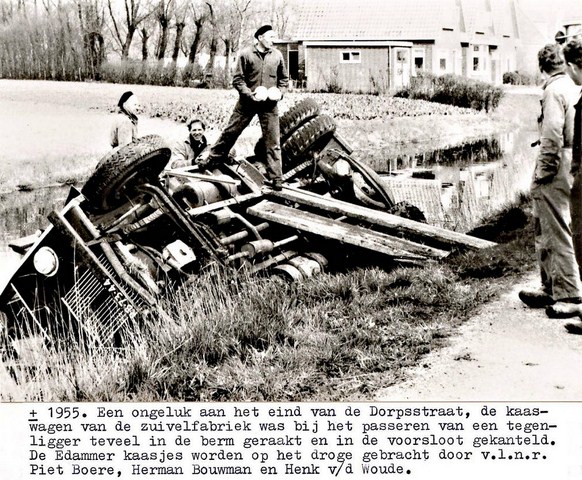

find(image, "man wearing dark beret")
[202,24,289,190]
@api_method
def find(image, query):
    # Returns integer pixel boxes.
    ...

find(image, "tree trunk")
[172,21,185,62]
[223,38,231,84]
[206,33,217,74]
[156,18,169,60]
[121,26,136,59]
[141,27,149,60]
[187,18,203,64]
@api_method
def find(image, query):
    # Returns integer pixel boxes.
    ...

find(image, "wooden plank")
[247,201,449,260]
[269,186,496,250]
[165,170,240,185]
[185,192,263,216]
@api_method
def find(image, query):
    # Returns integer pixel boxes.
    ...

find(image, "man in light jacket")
[202,24,289,190]
[170,117,209,168]
[519,44,582,318]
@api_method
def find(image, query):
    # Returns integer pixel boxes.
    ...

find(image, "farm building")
[277,0,534,92]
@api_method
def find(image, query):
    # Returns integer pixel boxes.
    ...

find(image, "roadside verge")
[375,272,582,401]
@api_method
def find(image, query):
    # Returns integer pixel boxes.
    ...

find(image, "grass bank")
[1,195,536,402]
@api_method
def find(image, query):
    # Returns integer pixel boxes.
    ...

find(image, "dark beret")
[118,91,134,108]
[254,24,273,39]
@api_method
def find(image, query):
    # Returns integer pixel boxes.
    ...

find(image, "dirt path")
[375,272,582,401]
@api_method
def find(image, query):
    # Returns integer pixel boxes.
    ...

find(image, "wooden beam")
[247,201,449,261]
[268,186,496,250]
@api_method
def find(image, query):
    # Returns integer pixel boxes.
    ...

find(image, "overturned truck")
[0,100,494,344]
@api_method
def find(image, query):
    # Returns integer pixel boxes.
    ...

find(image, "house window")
[413,48,425,75]
[472,45,485,72]
[440,58,447,70]
[340,51,361,63]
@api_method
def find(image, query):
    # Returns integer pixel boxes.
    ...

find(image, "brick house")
[278,0,523,92]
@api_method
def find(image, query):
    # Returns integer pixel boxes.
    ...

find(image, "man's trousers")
[532,148,582,300]
[207,98,282,181]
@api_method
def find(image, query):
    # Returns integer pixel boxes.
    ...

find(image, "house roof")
[516,0,582,40]
[290,0,521,42]
[292,0,458,41]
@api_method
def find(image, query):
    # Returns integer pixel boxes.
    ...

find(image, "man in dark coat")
[202,24,289,190]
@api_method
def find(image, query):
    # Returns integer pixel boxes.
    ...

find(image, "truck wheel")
[280,98,320,142]
[82,135,171,213]
[282,114,336,162]
[347,155,395,210]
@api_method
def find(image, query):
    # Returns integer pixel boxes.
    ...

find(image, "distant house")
[512,0,582,76]
[278,0,524,92]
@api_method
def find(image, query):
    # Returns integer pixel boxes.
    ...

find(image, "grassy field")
[0,80,534,193]
[0,80,540,401]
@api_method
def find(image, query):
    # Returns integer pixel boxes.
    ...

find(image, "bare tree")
[186,0,208,65]
[215,0,256,82]
[139,24,151,59]
[77,0,106,79]
[107,0,153,59]
[154,0,174,60]
[205,1,217,73]
[171,0,188,61]
[271,0,295,39]
[16,0,25,14]
[0,0,15,24]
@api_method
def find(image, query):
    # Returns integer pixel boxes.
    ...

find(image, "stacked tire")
[279,99,337,166]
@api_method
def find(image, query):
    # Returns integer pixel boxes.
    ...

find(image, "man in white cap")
[202,24,289,190]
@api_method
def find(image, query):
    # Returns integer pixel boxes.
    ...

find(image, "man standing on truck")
[519,44,582,318]
[201,24,289,190]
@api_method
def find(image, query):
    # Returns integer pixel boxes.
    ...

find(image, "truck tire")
[347,155,395,210]
[82,135,171,213]
[282,114,336,162]
[280,98,320,142]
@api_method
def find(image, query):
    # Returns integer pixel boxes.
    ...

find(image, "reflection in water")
[381,130,537,232]
[0,130,537,284]
[0,187,69,283]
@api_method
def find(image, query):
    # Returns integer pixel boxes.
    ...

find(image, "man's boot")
[518,288,554,308]
[546,299,582,319]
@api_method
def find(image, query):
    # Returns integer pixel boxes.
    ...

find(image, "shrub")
[502,71,521,85]
[395,72,504,112]
[100,60,144,84]
[147,61,178,87]
[179,62,204,87]
[313,66,344,94]
[199,66,230,89]
[502,70,540,86]
[100,60,182,87]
